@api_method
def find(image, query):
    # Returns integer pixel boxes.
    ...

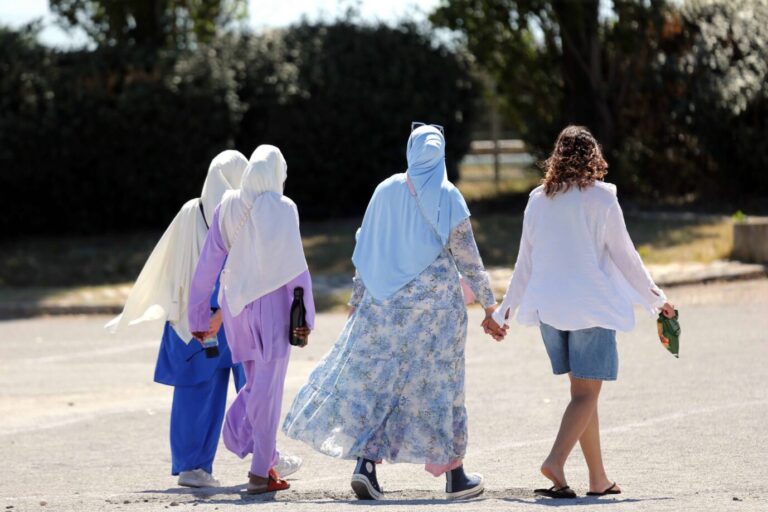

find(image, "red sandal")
[247,469,290,494]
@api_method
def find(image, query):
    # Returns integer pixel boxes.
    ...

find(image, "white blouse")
[493,182,666,332]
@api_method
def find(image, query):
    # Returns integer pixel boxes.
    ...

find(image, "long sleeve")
[492,208,533,326]
[348,271,366,307]
[288,270,316,330]
[188,208,229,333]
[448,218,496,309]
[604,201,666,311]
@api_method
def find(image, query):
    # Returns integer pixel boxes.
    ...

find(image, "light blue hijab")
[351,125,470,300]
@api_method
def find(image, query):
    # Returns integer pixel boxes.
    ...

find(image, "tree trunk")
[552,0,614,152]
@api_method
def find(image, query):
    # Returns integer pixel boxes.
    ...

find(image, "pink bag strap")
[406,173,416,196]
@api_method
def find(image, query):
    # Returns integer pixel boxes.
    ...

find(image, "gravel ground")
[1,279,767,511]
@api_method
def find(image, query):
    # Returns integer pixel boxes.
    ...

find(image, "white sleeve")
[604,201,667,311]
[492,207,533,325]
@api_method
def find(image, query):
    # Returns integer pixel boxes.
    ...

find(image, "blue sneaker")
[445,465,484,499]
[351,458,383,500]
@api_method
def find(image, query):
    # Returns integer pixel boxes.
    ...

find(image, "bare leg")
[540,375,602,487]
[578,405,621,493]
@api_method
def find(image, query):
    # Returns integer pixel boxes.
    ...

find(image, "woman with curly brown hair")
[493,125,676,499]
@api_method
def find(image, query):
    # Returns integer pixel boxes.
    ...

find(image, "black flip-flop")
[586,482,621,496]
[534,485,577,499]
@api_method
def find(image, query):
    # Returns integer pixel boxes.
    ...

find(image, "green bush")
[0,29,240,235]
[675,0,768,198]
[616,0,768,201]
[0,21,478,235]
[233,21,478,218]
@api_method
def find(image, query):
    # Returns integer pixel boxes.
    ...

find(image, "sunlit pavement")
[2,279,767,511]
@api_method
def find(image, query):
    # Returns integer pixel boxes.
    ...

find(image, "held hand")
[208,309,223,335]
[481,306,508,342]
[293,326,311,348]
[191,331,208,345]
[483,317,508,342]
[347,306,356,318]
[660,302,676,318]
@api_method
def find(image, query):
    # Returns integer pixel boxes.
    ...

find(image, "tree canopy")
[49,0,248,49]
[431,0,667,158]
[432,0,768,201]
[0,20,478,235]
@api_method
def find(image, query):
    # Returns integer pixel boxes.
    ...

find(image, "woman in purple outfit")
[188,144,315,494]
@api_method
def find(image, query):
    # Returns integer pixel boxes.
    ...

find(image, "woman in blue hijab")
[283,124,504,500]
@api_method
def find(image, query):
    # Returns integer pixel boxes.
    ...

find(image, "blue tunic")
[154,278,242,387]
[152,276,246,475]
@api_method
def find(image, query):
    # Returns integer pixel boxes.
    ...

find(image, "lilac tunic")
[188,206,315,477]
[188,207,315,363]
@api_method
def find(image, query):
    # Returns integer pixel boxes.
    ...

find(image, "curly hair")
[540,125,608,197]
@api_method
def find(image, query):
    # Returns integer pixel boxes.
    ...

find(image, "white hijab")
[105,150,248,341]
[218,144,308,317]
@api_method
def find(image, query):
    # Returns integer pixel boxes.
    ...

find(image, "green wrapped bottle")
[657,310,681,358]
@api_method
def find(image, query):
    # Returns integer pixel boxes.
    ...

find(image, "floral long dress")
[282,219,494,475]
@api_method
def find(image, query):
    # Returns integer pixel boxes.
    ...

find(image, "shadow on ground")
[138,485,673,507]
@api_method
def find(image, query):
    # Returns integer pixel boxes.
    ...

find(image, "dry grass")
[458,164,541,202]
[459,165,734,266]
[470,211,734,268]
[0,212,731,290]
[0,167,734,290]
[0,211,733,288]
[632,217,733,264]
[0,231,161,288]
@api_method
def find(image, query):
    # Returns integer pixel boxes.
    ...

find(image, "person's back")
[283,124,494,501]
[188,145,314,495]
[492,125,675,500]
[105,150,249,489]
[521,181,635,331]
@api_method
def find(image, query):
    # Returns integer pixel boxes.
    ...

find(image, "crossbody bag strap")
[406,173,456,263]
[198,198,209,230]
[406,173,475,306]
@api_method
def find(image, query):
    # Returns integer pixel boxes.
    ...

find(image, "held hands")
[293,326,311,348]
[191,310,224,345]
[481,306,508,342]
[660,302,676,319]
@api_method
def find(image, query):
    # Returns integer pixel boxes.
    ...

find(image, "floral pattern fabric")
[282,219,493,468]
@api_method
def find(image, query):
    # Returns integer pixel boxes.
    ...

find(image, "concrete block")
[732,219,768,263]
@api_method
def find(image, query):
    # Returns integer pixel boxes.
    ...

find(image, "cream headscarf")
[217,145,308,316]
[105,150,248,341]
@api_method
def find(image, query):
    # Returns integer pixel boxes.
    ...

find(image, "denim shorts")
[539,323,618,381]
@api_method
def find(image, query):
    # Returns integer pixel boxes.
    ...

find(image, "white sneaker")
[274,453,303,478]
[178,469,220,488]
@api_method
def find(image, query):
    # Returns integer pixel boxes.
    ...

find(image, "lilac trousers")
[222,356,290,478]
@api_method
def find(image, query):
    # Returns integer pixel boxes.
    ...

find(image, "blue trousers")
[170,365,246,475]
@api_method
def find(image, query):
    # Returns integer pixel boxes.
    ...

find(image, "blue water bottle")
[202,335,219,358]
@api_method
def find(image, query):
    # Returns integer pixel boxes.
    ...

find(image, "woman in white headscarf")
[282,124,505,501]
[106,150,248,488]
[188,144,315,495]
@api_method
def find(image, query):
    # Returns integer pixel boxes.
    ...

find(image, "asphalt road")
[2,279,767,511]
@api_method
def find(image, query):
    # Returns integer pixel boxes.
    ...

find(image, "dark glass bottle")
[289,287,306,346]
